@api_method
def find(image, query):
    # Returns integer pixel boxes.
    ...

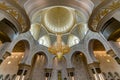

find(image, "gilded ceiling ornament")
[43,6,75,34]
[0,1,27,32]
[48,34,70,59]
[91,0,120,30]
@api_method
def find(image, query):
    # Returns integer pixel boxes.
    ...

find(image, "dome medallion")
[43,6,75,34]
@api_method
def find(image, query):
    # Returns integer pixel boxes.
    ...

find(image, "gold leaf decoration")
[0,2,26,32]
[91,0,120,30]
[107,1,120,10]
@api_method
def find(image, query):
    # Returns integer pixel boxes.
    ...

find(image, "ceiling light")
[7,61,11,64]
[107,59,110,62]
[48,34,70,59]
[80,53,82,56]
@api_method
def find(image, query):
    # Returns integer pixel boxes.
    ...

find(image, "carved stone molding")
[89,0,120,31]
[0,1,30,32]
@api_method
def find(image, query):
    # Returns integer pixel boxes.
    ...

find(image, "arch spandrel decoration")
[89,0,120,31]
[0,1,30,32]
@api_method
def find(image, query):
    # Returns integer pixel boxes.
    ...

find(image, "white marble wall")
[30,54,46,80]
[72,53,90,80]
[51,57,67,80]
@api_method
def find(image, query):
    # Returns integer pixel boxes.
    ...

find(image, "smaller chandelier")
[48,34,70,59]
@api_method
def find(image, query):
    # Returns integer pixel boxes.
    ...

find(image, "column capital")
[107,49,116,57]
[67,68,74,72]
[88,62,100,68]
[45,68,52,72]
[2,51,11,59]
[18,63,31,70]
[107,49,120,64]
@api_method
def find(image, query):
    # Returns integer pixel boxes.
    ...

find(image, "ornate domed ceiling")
[43,6,75,34]
[29,1,93,48]
[30,6,87,35]
[20,0,95,51]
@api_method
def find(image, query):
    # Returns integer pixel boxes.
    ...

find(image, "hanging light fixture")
[48,34,70,59]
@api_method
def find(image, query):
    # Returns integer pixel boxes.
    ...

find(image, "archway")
[71,51,90,80]
[30,52,47,80]
[51,56,67,80]
[0,18,19,42]
[90,39,120,80]
[0,40,29,80]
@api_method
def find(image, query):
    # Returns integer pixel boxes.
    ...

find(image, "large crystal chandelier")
[48,34,70,59]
